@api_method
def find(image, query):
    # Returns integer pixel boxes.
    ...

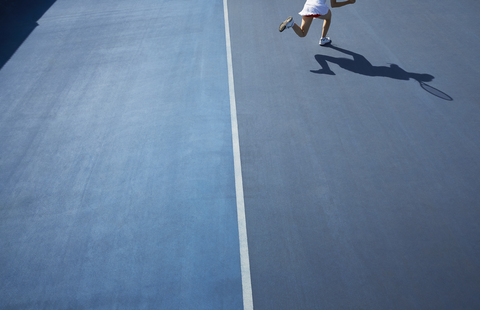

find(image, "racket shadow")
[419,82,453,101]
[311,45,453,101]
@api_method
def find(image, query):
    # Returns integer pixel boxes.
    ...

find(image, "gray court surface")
[1,0,480,309]
[229,0,480,309]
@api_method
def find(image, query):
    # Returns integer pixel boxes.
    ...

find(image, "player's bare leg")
[316,10,332,45]
[292,16,314,37]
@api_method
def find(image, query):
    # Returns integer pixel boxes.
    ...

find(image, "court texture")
[1,0,480,309]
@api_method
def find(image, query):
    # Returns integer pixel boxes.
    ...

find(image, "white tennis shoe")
[279,17,294,32]
[320,37,332,46]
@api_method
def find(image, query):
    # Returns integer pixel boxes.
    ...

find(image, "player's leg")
[319,10,332,38]
[292,16,314,37]
[317,10,332,45]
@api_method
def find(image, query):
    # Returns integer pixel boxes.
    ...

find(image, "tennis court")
[1,0,480,309]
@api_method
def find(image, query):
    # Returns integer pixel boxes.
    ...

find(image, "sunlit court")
[1,0,480,309]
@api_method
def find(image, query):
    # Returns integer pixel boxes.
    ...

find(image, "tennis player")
[279,0,356,46]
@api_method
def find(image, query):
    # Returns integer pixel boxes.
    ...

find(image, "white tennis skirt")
[299,0,330,16]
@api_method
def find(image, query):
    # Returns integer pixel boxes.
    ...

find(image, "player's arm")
[330,0,356,8]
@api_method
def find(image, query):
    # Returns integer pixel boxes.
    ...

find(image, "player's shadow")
[311,45,452,101]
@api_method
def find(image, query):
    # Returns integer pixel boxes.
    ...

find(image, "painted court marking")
[223,0,254,309]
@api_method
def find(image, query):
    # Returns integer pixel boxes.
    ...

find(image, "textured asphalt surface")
[1,0,480,309]
[1,0,243,309]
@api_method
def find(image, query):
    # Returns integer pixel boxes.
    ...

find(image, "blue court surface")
[1,0,480,309]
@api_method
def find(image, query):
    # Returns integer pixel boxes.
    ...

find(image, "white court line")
[223,0,254,309]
